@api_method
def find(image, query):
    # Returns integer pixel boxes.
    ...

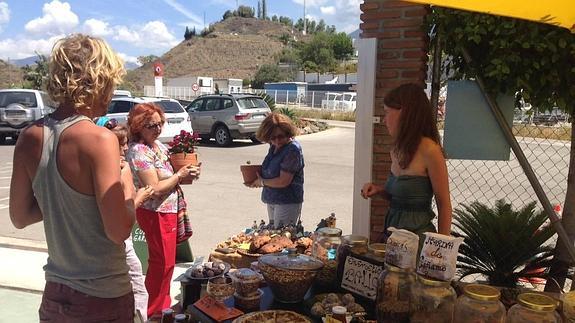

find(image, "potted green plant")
[453,199,556,303]
[169,130,199,184]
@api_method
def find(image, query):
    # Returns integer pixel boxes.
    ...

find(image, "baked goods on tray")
[232,310,311,323]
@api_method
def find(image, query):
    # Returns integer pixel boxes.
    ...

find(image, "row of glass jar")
[376,264,561,323]
[311,228,386,287]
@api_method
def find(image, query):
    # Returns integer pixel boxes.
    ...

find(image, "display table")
[187,286,315,323]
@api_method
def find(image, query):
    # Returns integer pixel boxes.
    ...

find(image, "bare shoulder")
[15,119,45,155]
[420,137,444,159]
[64,120,119,156]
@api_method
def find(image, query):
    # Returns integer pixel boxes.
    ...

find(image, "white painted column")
[352,38,377,237]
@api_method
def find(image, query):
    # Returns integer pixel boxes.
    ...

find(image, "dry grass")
[0,60,24,88]
[124,17,293,92]
[439,120,571,141]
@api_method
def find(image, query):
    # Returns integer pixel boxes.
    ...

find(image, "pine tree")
[262,0,267,20]
[184,26,191,40]
[257,1,261,19]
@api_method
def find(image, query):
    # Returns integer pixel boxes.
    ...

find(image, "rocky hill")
[124,17,297,92]
[0,60,24,89]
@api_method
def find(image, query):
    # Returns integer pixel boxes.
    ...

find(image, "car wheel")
[250,135,261,144]
[214,125,232,147]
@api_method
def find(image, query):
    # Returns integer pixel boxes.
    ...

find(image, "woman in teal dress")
[361,83,452,241]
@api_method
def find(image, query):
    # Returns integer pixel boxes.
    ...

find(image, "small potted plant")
[241,160,262,185]
[169,130,200,184]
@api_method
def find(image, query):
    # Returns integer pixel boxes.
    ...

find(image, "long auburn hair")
[127,103,165,143]
[384,83,441,169]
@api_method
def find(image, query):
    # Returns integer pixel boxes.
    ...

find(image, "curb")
[0,236,47,253]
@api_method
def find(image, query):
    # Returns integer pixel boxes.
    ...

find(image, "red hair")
[127,103,165,143]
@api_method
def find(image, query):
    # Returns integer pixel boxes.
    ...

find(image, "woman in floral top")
[126,102,200,319]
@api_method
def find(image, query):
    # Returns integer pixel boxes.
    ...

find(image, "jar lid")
[517,292,557,312]
[258,248,324,271]
[416,274,451,287]
[342,235,368,245]
[368,243,386,257]
[317,227,342,237]
[332,306,347,315]
[385,263,409,273]
[463,284,500,301]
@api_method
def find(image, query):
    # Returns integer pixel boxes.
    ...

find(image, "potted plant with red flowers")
[169,130,200,184]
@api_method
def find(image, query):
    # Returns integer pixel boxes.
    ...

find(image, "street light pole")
[303,0,307,35]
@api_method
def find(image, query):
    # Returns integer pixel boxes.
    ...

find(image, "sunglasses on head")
[144,122,164,130]
[270,134,287,141]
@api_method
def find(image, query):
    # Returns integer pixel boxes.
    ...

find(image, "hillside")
[124,17,297,92]
[0,60,24,89]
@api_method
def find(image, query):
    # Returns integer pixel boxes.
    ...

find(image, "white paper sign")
[340,255,383,300]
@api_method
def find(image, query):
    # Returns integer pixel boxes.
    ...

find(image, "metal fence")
[142,86,357,112]
[439,114,571,288]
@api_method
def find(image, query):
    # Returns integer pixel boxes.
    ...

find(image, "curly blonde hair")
[46,34,125,115]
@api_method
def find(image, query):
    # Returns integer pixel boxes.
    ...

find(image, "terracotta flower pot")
[240,164,262,184]
[171,152,198,184]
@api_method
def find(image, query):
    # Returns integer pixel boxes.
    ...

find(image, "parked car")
[186,94,271,147]
[0,89,56,143]
[106,96,192,143]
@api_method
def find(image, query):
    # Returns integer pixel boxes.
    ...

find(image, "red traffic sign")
[192,83,199,92]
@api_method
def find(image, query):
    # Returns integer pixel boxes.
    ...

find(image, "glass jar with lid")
[409,274,456,323]
[507,292,560,323]
[376,264,414,323]
[365,243,386,267]
[312,227,343,287]
[337,235,369,282]
[453,284,505,323]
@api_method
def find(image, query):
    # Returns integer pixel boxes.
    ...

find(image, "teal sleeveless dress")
[383,173,437,242]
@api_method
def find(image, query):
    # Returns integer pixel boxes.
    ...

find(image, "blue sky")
[0,0,361,65]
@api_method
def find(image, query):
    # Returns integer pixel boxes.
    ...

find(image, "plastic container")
[376,264,414,323]
[233,288,263,310]
[229,268,263,296]
[258,248,324,303]
[312,227,343,287]
[409,274,456,323]
[332,305,348,323]
[506,292,560,323]
[453,284,506,323]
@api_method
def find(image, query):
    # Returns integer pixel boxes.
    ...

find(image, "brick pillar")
[359,0,429,241]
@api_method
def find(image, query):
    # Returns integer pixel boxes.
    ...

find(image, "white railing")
[142,86,358,111]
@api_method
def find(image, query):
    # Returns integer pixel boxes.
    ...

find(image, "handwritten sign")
[417,232,463,281]
[340,255,383,300]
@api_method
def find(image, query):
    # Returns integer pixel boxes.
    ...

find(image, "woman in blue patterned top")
[247,113,305,228]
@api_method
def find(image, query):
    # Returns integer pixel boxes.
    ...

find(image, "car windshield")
[0,92,38,108]
[155,101,185,113]
[236,97,267,109]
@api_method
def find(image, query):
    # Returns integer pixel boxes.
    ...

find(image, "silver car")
[0,89,56,143]
[186,94,271,147]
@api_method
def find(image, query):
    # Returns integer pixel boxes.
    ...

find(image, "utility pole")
[203,11,206,30]
[303,0,307,35]
[236,0,238,9]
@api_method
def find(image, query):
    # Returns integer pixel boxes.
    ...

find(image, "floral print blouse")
[126,141,178,213]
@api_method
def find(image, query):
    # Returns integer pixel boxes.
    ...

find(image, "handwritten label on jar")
[417,232,463,281]
[341,255,383,300]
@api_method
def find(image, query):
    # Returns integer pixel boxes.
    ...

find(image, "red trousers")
[136,208,177,318]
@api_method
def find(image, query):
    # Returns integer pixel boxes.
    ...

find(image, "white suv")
[106,96,193,143]
[0,89,56,143]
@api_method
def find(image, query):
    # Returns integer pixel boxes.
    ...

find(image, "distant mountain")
[10,55,139,71]
[125,62,140,70]
[348,28,360,40]
[10,56,39,67]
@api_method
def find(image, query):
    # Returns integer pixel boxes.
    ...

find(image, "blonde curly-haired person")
[9,34,135,322]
